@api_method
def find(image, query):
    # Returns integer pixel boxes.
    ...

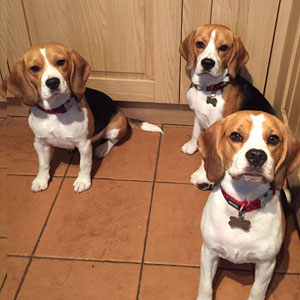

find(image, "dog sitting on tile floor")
[195,110,300,300]
[179,24,275,190]
[5,43,162,193]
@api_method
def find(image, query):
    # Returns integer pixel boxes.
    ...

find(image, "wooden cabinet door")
[8,0,182,104]
[180,0,280,104]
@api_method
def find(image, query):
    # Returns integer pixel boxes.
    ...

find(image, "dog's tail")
[128,119,163,134]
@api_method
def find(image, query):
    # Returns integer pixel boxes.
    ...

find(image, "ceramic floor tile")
[275,211,300,273]
[0,119,7,168]
[67,128,160,181]
[18,259,140,300]
[145,183,209,266]
[7,118,72,176]
[36,178,152,262]
[8,176,62,255]
[156,125,201,183]
[5,257,29,300]
[140,265,300,300]
[0,169,7,237]
[213,269,300,300]
[139,265,199,300]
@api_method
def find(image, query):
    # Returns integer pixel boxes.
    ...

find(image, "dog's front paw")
[31,177,49,192]
[190,169,214,190]
[181,141,198,154]
[73,176,91,193]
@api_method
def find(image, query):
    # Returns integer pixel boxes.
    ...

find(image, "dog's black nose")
[46,77,60,90]
[201,58,215,70]
[246,149,267,167]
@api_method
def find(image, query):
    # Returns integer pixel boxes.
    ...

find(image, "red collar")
[220,186,274,213]
[36,98,75,114]
[192,81,228,92]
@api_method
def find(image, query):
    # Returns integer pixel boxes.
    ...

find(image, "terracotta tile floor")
[2,118,300,300]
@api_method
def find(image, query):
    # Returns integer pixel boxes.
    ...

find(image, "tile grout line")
[0,273,7,293]
[8,253,300,276]
[13,152,74,300]
[136,125,164,300]
[7,173,193,186]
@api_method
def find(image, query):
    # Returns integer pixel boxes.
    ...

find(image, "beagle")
[196,111,300,300]
[179,24,274,189]
[7,43,162,193]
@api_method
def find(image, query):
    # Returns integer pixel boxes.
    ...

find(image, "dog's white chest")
[29,106,89,148]
[187,87,225,129]
[201,188,283,264]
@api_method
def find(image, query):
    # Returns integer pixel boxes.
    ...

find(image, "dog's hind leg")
[95,109,127,158]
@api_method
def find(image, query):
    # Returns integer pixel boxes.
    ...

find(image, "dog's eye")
[30,65,40,72]
[56,59,66,66]
[230,132,243,143]
[219,45,228,51]
[196,41,205,49]
[267,135,280,146]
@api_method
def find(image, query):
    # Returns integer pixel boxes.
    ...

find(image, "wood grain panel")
[87,77,154,102]
[237,0,280,93]
[22,0,182,103]
[7,0,31,67]
[211,0,239,32]
[0,0,9,80]
[264,0,294,107]
[153,0,182,103]
[24,0,145,73]
[180,0,211,104]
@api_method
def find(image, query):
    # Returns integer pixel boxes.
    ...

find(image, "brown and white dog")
[7,43,162,193]
[180,24,274,189]
[196,111,300,300]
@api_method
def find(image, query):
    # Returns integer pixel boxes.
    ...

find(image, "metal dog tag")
[228,203,251,231]
[206,95,217,107]
[229,216,251,231]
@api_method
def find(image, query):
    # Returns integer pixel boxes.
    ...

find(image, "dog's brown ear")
[228,35,249,79]
[179,30,197,71]
[274,127,300,190]
[7,59,38,106]
[68,49,91,100]
[198,119,225,183]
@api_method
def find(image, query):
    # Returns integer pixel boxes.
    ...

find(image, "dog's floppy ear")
[198,119,225,183]
[228,35,249,79]
[7,58,38,106]
[274,127,300,191]
[68,49,91,100]
[179,29,197,71]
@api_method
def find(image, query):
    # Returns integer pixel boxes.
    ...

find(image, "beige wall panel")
[264,0,294,108]
[87,78,154,103]
[0,0,9,79]
[21,0,182,103]
[180,0,211,104]
[237,0,279,93]
[25,0,145,73]
[211,0,239,32]
[7,0,31,67]
[152,0,182,103]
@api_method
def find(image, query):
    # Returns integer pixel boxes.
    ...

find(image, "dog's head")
[198,111,300,190]
[179,24,249,81]
[7,43,91,106]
